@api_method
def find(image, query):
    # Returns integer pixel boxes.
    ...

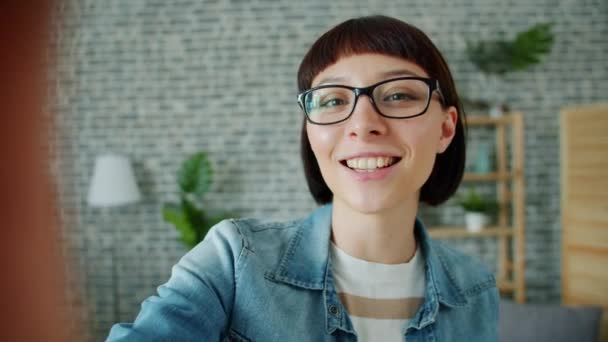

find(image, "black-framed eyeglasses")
[297,77,443,125]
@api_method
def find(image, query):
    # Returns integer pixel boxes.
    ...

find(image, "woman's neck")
[330,197,418,264]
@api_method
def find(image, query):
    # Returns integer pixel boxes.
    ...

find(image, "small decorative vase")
[489,102,504,117]
[465,212,487,233]
[474,143,492,174]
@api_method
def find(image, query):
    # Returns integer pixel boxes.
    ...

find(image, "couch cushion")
[499,300,602,342]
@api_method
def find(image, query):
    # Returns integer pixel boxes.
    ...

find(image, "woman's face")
[306,53,457,214]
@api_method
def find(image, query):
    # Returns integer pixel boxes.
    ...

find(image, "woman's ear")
[437,106,458,154]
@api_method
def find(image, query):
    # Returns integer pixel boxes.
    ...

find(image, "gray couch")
[499,300,603,341]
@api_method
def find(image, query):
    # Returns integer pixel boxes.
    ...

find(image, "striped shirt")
[330,242,425,341]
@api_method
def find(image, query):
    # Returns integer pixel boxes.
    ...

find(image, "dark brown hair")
[297,15,467,206]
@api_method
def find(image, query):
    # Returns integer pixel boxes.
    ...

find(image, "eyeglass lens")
[304,79,431,124]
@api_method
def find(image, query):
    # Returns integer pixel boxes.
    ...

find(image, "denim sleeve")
[489,282,500,341]
[106,220,244,341]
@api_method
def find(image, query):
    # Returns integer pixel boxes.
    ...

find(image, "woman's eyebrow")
[316,76,347,86]
[315,69,424,87]
[379,69,421,78]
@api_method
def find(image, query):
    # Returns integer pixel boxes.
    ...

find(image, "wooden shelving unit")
[560,104,608,339]
[429,112,526,303]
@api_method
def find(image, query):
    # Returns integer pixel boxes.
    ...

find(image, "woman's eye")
[320,98,346,108]
[383,92,413,101]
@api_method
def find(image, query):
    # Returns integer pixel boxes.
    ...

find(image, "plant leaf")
[162,203,198,247]
[177,153,200,193]
[193,153,213,197]
[182,196,213,245]
[167,151,231,249]
[466,40,513,75]
[510,23,554,71]
[457,189,498,213]
[177,152,213,196]
[181,197,205,227]
[466,22,554,75]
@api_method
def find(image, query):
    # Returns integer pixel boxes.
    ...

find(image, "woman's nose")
[346,95,388,139]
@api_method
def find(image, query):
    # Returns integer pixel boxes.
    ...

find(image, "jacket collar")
[405,213,469,331]
[266,204,332,290]
[267,204,470,330]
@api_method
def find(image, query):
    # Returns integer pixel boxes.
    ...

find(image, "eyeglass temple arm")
[434,80,446,104]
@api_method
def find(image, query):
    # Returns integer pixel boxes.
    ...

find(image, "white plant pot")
[465,212,487,233]
[489,102,504,117]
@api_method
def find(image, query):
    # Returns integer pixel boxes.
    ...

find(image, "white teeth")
[358,159,367,169]
[345,157,396,170]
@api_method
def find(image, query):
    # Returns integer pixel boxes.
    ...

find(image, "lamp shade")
[87,154,141,207]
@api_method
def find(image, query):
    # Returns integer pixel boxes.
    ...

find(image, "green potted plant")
[162,152,233,249]
[466,23,554,116]
[457,188,498,233]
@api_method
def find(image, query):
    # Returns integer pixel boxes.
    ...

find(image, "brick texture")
[49,0,608,340]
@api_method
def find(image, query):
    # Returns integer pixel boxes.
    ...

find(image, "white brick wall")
[49,0,608,340]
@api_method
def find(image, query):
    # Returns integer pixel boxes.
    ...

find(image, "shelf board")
[428,226,513,238]
[463,172,513,181]
[498,280,515,292]
[467,114,518,126]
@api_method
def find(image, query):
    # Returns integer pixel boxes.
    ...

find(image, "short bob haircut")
[297,15,467,207]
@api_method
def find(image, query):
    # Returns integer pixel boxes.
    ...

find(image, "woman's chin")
[335,195,394,215]
[332,186,420,216]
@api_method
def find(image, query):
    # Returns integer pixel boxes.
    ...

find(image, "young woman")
[107,15,498,342]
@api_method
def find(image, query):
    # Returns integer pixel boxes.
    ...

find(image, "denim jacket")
[107,204,498,341]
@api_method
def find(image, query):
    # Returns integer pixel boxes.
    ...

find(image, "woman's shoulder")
[200,216,308,255]
[177,216,309,280]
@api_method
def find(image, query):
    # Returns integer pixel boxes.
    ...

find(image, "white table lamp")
[87,154,141,207]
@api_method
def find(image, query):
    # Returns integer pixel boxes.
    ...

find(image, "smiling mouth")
[340,156,402,173]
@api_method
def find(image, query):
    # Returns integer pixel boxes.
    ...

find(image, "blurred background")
[4,0,607,341]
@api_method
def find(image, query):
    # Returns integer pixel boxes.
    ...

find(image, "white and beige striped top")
[330,242,425,341]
